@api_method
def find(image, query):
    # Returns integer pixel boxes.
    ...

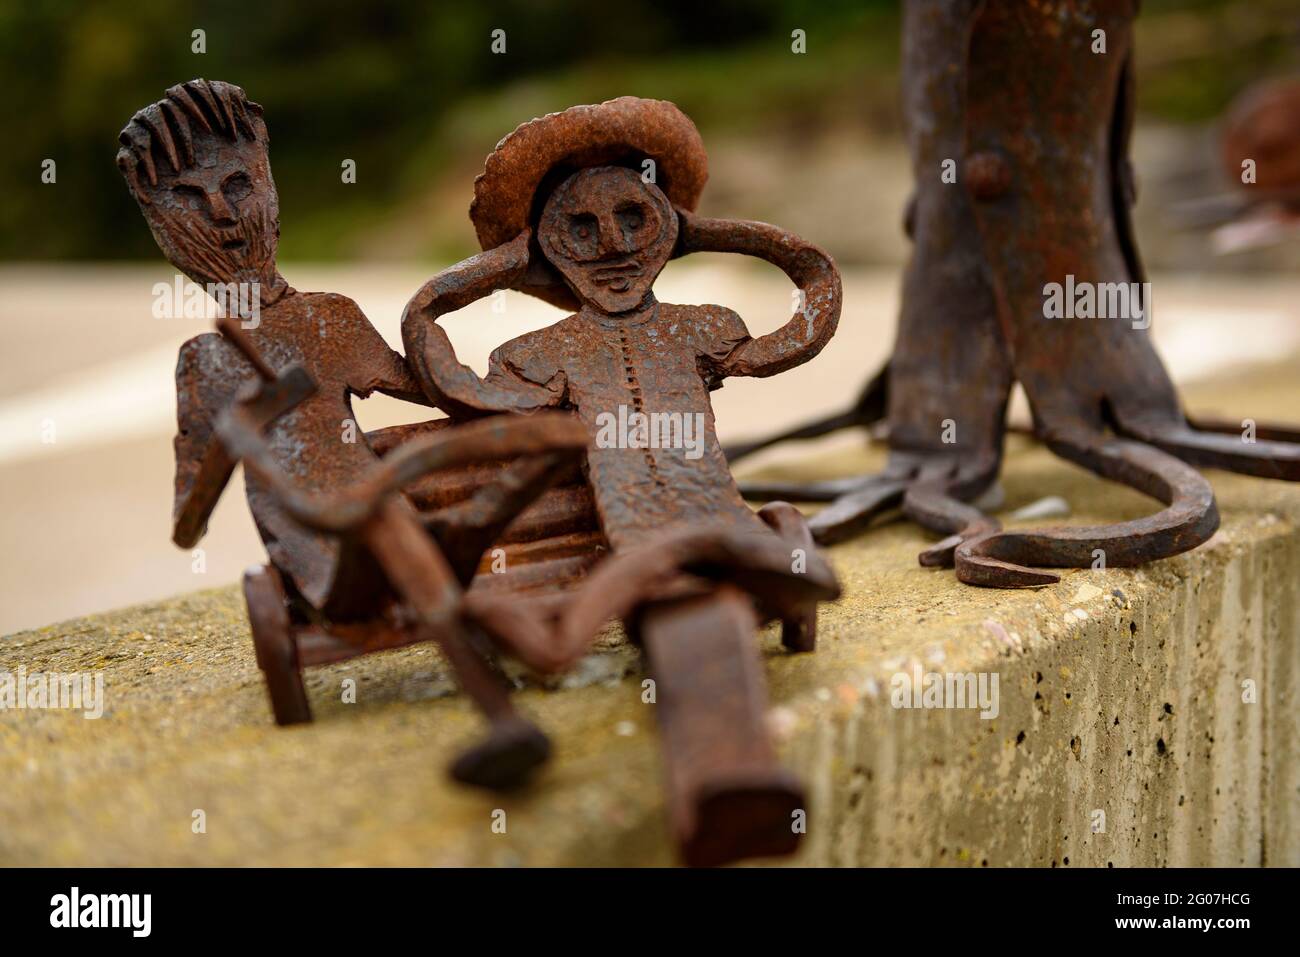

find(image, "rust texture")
[400,96,842,866]
[123,86,841,865]
[729,0,1300,587]
[119,79,598,788]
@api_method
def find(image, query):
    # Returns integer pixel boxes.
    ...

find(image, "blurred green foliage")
[1,0,1295,261]
[1,0,888,260]
[1136,0,1300,121]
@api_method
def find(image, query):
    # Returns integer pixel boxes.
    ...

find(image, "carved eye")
[566,214,598,255]
[616,204,645,232]
[222,172,253,206]
[171,183,205,202]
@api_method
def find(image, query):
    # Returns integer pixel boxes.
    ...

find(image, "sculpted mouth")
[221,238,248,252]
[589,260,641,292]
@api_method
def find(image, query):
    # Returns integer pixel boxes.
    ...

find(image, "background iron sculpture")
[730,0,1300,587]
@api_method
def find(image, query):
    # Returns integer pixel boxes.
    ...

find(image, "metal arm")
[400,230,561,417]
[676,210,842,378]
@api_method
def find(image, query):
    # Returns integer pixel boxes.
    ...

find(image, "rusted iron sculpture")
[118,80,592,787]
[730,0,1300,587]
[123,83,841,865]
[401,97,842,865]
[212,319,590,786]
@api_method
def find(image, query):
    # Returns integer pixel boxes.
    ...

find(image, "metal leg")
[243,564,312,725]
[638,585,804,867]
[757,501,820,652]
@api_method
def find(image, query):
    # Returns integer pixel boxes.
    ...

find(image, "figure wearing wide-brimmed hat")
[402,96,843,552]
[401,97,843,866]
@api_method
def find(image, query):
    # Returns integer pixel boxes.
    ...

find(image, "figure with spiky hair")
[119,79,431,619]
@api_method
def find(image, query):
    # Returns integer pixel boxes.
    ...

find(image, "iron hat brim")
[469,96,708,309]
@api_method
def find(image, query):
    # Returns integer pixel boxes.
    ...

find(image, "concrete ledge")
[2,362,1297,866]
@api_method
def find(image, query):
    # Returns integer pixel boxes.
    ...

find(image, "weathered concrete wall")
[1,366,1297,866]
[790,510,1297,867]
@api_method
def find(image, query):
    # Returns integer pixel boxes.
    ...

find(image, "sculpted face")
[134,132,280,290]
[539,166,678,314]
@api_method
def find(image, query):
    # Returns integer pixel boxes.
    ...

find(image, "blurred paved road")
[2,261,1298,633]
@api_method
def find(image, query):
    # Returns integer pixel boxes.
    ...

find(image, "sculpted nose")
[599,213,631,256]
[206,189,237,226]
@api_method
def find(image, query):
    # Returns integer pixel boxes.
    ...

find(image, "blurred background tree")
[2,0,1296,264]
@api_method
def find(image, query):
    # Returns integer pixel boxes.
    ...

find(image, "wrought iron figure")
[401,97,842,865]
[118,79,429,613]
[119,80,590,786]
